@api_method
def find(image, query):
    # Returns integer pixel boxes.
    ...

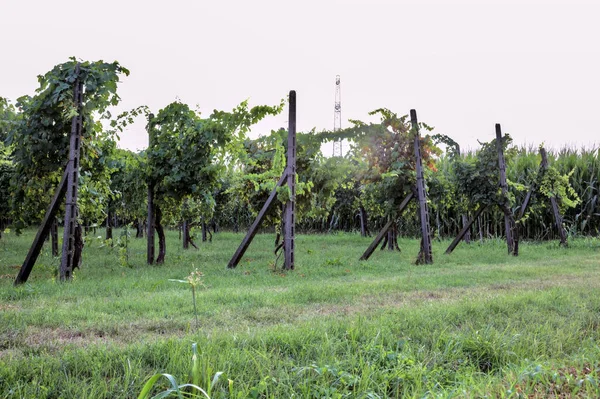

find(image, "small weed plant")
[170,268,205,329]
[138,343,226,399]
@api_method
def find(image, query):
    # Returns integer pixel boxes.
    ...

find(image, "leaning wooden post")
[14,170,68,285]
[227,90,295,269]
[456,146,471,243]
[411,110,433,264]
[59,64,84,281]
[540,147,568,246]
[283,90,297,270]
[147,114,156,264]
[495,124,517,255]
[359,191,414,261]
[445,205,487,254]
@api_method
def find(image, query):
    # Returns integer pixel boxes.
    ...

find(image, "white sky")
[1,0,599,154]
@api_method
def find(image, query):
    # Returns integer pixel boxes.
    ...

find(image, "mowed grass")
[1,229,600,398]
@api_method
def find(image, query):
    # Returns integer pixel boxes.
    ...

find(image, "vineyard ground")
[1,229,600,398]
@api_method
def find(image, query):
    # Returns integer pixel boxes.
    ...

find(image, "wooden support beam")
[411,110,433,264]
[540,147,568,246]
[228,172,288,268]
[359,206,369,237]
[461,214,471,243]
[14,169,68,285]
[518,187,535,221]
[360,192,414,261]
[283,90,296,270]
[51,218,59,257]
[495,124,518,256]
[456,146,470,243]
[228,90,297,269]
[59,65,84,281]
[147,114,156,264]
[147,183,155,264]
[517,156,545,221]
[445,205,487,254]
[182,220,189,249]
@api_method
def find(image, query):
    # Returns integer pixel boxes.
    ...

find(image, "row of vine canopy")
[0,59,595,262]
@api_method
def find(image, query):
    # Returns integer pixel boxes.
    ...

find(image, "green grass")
[1,230,600,398]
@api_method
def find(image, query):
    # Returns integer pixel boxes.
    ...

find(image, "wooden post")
[495,124,517,255]
[183,220,189,249]
[360,192,414,260]
[359,206,369,237]
[461,214,471,243]
[283,90,296,270]
[147,114,156,264]
[517,151,548,221]
[72,208,83,270]
[456,146,470,243]
[445,205,487,254]
[540,147,568,246]
[59,65,84,281]
[228,172,287,268]
[202,221,208,242]
[228,90,297,269]
[411,110,433,264]
[51,218,59,257]
[517,187,535,221]
[14,170,68,285]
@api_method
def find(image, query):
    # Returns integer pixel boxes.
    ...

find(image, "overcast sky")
[1,0,598,154]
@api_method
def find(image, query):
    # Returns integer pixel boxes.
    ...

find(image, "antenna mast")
[333,75,342,157]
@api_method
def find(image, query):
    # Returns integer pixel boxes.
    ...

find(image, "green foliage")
[7,58,128,175]
[109,148,148,223]
[453,134,513,208]
[343,108,440,221]
[117,225,132,268]
[149,102,226,200]
[539,167,580,211]
[137,371,211,399]
[0,97,18,145]
[211,98,284,167]
[0,163,13,223]
[148,99,283,235]
[4,59,129,230]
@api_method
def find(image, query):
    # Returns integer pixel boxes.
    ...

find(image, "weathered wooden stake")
[411,110,433,264]
[14,170,68,285]
[445,205,487,254]
[456,146,471,243]
[228,90,296,269]
[59,65,84,281]
[51,218,59,257]
[147,114,156,264]
[183,220,189,249]
[461,214,471,243]
[228,173,287,268]
[202,221,208,242]
[283,90,297,270]
[360,192,414,261]
[359,206,369,237]
[540,147,568,246]
[495,124,518,255]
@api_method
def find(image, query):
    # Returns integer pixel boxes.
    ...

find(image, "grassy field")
[1,229,600,398]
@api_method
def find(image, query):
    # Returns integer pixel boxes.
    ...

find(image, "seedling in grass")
[170,268,205,329]
[137,343,225,399]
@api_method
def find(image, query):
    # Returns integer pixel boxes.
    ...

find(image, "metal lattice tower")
[333,75,342,157]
